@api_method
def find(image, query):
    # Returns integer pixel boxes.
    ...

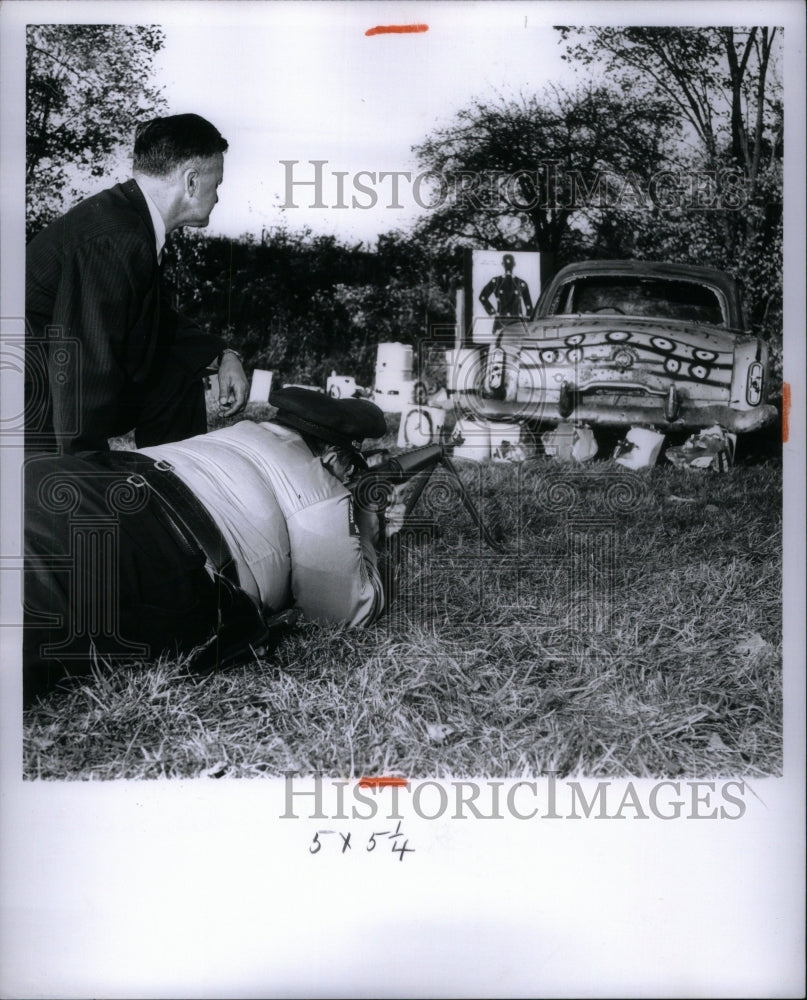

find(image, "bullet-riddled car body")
[453,260,777,434]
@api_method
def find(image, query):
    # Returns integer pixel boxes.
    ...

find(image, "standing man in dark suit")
[25,113,248,454]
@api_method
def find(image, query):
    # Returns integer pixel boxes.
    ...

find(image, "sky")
[12,1,794,246]
[148,3,579,244]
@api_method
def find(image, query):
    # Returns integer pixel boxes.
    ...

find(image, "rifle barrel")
[386,444,444,478]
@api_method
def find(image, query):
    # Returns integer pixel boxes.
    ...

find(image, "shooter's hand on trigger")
[352,484,406,548]
[383,484,408,538]
[218,352,248,417]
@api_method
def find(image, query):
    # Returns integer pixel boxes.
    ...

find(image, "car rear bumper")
[460,394,779,433]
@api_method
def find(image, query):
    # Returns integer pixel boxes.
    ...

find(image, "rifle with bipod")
[349,443,503,552]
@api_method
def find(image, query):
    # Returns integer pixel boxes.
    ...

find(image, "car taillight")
[487,348,505,390]
[746,362,764,405]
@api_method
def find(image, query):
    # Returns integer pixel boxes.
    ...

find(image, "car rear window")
[553,276,728,326]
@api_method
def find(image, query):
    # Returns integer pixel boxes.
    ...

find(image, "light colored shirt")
[138,182,167,262]
[140,421,384,627]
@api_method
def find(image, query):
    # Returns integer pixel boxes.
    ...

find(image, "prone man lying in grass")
[23,387,405,703]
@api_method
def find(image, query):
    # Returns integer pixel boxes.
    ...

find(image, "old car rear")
[457,260,777,434]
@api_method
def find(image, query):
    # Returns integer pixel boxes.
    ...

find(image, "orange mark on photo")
[781,382,790,442]
[365,24,429,37]
[358,776,409,788]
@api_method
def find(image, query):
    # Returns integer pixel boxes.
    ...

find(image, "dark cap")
[502,254,515,267]
[269,386,387,453]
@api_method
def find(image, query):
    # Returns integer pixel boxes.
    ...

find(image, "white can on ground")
[248,369,273,403]
[614,426,666,469]
[451,417,492,461]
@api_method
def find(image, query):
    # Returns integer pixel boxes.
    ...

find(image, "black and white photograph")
[1,1,804,997]
[472,249,542,341]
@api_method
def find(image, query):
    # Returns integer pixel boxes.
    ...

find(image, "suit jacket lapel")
[118,179,159,264]
[113,179,165,380]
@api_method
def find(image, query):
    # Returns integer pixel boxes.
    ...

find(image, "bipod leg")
[401,465,435,517]
[441,456,504,552]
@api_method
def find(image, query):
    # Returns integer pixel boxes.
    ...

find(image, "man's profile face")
[320,446,355,484]
[184,152,224,227]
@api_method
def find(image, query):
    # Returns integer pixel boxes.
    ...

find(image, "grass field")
[23,406,783,781]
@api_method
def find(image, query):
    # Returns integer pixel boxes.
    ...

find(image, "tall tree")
[557,27,783,345]
[26,24,166,238]
[411,84,678,255]
[557,27,782,198]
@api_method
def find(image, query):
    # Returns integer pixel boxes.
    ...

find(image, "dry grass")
[23,412,783,779]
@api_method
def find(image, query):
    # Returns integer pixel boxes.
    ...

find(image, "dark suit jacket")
[26,179,223,452]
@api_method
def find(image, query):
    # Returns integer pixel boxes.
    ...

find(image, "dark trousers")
[122,357,209,449]
[23,451,222,702]
[25,348,209,454]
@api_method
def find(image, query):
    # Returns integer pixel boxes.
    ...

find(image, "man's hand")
[383,484,408,539]
[217,352,248,417]
[352,484,407,551]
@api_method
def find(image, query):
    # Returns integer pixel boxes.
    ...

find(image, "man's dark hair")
[133,114,228,176]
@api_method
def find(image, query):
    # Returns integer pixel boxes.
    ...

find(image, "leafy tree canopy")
[556,27,783,345]
[412,84,679,255]
[26,24,166,238]
[556,27,783,193]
